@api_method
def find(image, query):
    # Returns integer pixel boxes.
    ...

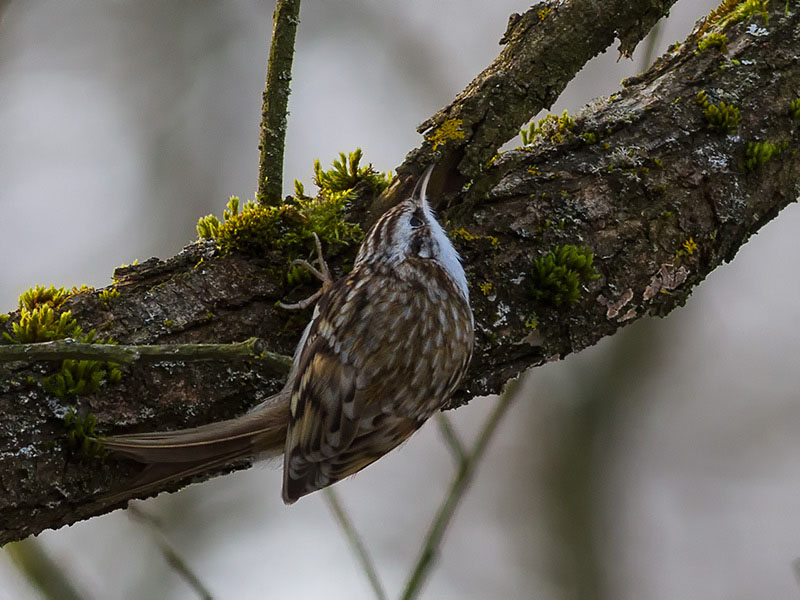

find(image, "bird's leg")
[278,233,333,310]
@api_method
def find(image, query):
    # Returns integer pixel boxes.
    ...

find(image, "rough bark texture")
[1,0,799,545]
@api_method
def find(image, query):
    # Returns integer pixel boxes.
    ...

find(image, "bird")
[103,164,474,505]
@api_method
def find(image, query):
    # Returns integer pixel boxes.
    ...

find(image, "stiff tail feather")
[100,390,289,504]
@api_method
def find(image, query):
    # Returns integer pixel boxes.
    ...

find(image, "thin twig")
[435,412,466,465]
[257,0,302,205]
[324,488,388,600]
[0,337,292,375]
[400,381,521,600]
[128,504,215,600]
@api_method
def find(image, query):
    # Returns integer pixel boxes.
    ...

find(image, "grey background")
[2,1,800,598]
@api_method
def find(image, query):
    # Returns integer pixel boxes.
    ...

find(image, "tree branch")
[1,1,798,545]
[370,0,680,219]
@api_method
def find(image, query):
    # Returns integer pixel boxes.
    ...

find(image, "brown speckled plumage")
[103,165,474,505]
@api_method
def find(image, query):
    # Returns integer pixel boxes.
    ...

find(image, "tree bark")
[1,0,798,545]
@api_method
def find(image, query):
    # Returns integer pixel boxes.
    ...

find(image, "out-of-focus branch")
[5,539,88,600]
[128,504,215,600]
[323,489,388,600]
[401,380,521,600]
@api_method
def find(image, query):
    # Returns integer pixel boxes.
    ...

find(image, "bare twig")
[128,504,215,600]
[257,0,302,204]
[400,380,521,600]
[323,488,387,600]
[0,337,292,375]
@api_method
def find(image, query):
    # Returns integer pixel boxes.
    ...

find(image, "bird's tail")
[100,390,289,504]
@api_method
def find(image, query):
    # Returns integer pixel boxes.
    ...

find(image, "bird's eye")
[410,214,423,228]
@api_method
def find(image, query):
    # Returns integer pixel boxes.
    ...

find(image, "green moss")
[64,408,106,457]
[197,150,389,259]
[286,262,312,286]
[18,285,70,311]
[41,331,121,399]
[44,360,106,397]
[197,214,221,239]
[743,140,788,171]
[3,307,82,344]
[702,0,770,33]
[697,91,740,134]
[697,32,728,52]
[312,149,391,194]
[98,288,120,305]
[521,110,575,145]
[728,0,770,25]
[1,284,123,396]
[528,244,600,307]
[789,97,800,120]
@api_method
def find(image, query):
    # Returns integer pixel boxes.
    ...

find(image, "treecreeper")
[103,164,475,504]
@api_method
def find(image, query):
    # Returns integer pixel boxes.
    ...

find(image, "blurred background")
[2,1,800,598]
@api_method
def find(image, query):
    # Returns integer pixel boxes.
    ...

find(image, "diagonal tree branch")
[370,0,680,219]
[1,1,798,545]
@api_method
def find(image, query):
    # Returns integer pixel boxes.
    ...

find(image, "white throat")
[421,199,469,302]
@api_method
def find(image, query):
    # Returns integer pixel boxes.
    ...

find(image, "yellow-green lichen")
[683,237,698,255]
[450,228,499,247]
[697,32,728,52]
[197,149,389,259]
[697,91,740,134]
[64,408,106,457]
[521,110,575,145]
[0,314,9,324]
[479,282,494,296]
[524,316,539,330]
[743,140,788,171]
[538,7,552,20]
[528,244,600,307]
[429,119,466,151]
